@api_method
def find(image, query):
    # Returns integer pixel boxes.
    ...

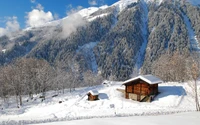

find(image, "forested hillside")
[0,0,200,82]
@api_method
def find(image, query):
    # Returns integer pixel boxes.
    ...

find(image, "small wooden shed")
[123,75,163,102]
[87,90,99,101]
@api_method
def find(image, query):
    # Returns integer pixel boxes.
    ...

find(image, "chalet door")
[126,93,129,99]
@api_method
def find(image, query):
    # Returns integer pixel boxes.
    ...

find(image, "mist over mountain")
[0,0,200,80]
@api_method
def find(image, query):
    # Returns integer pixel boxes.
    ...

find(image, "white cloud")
[0,16,20,37]
[26,2,54,27]
[36,3,44,10]
[26,9,54,27]
[6,16,20,32]
[88,0,105,6]
[99,0,105,5]
[66,5,83,15]
[61,13,87,39]
[60,5,87,38]
[0,28,7,37]
[88,0,98,6]
[53,13,59,20]
[30,0,36,3]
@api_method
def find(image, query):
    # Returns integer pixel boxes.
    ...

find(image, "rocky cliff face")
[0,0,200,80]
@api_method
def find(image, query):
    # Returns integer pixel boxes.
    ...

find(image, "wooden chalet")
[87,90,99,101]
[123,75,163,102]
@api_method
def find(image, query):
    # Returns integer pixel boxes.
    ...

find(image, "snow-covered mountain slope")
[13,0,199,39]
[78,7,100,20]
[1,0,200,80]
[0,82,199,124]
[112,0,138,12]
[78,0,200,20]
[11,0,200,32]
[76,42,99,72]
[182,12,200,52]
[145,0,200,5]
[10,0,200,34]
[184,0,199,5]
[117,0,200,6]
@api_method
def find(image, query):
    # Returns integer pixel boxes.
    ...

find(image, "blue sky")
[0,0,118,29]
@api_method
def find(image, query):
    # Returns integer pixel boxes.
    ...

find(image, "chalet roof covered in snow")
[88,90,99,95]
[123,75,163,85]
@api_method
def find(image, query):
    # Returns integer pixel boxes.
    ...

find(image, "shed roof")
[88,90,99,96]
[123,74,163,85]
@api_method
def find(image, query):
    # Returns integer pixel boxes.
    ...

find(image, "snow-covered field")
[0,81,199,124]
[32,112,200,125]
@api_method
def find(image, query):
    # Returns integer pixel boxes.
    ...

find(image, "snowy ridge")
[112,0,138,12]
[145,0,200,5]
[22,0,147,30]
[117,0,200,6]
[78,7,99,19]
[22,0,200,31]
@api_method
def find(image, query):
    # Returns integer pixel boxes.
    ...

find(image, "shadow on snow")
[155,86,186,99]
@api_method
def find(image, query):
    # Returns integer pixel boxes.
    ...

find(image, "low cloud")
[66,5,83,15]
[36,3,44,10]
[0,28,7,37]
[6,16,20,32]
[26,4,54,27]
[53,13,59,20]
[61,13,87,39]
[88,0,105,6]
[88,0,98,6]
[60,5,87,39]
[30,0,36,3]
[0,16,20,37]
[0,45,3,51]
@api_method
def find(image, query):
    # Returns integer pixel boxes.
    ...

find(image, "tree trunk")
[70,87,72,93]
[194,80,200,111]
[29,92,33,100]
[62,83,64,94]
[16,95,19,107]
[19,95,22,106]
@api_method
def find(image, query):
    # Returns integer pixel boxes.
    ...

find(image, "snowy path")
[76,42,99,72]
[182,13,200,52]
[134,1,148,71]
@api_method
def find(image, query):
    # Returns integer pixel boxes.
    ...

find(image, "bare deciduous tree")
[35,59,54,99]
[152,51,188,82]
[186,53,200,111]
[0,56,105,107]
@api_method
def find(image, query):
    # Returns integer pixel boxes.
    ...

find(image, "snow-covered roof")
[2,49,6,53]
[102,80,110,84]
[88,90,99,96]
[123,75,163,85]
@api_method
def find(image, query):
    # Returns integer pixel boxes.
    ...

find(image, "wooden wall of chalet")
[87,93,99,101]
[125,79,158,100]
